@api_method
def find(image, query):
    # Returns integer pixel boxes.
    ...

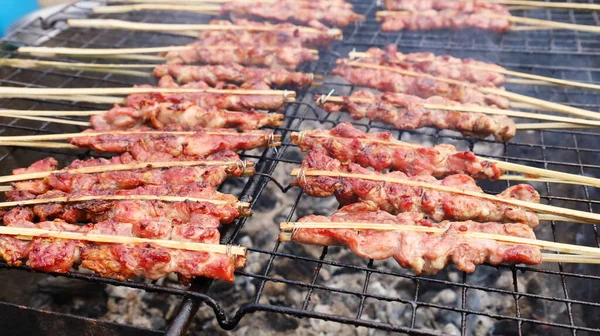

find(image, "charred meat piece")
[290,201,541,275]
[379,9,513,33]
[383,0,509,14]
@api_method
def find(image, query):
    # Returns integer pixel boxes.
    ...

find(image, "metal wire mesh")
[0,0,599,334]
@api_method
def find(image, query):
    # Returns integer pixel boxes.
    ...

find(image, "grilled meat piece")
[4,183,243,225]
[125,76,287,112]
[332,62,510,108]
[0,219,243,282]
[380,9,513,33]
[69,128,275,157]
[357,45,507,87]
[321,91,515,142]
[295,150,540,227]
[290,201,542,274]
[293,122,503,179]
[383,0,509,14]
[220,2,364,28]
[164,43,318,70]
[154,64,314,88]
[9,150,246,199]
[91,101,283,131]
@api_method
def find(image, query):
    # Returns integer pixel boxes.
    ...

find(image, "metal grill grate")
[0,0,599,335]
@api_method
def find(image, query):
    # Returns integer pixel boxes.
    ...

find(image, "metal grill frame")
[0,0,599,335]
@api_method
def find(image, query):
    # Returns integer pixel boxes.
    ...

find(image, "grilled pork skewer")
[377,9,513,32]
[281,201,541,274]
[68,129,280,157]
[332,60,510,108]
[351,45,507,87]
[4,183,248,225]
[8,150,250,199]
[291,122,503,179]
[293,150,540,227]
[92,100,284,131]
[383,0,509,13]
[219,2,365,28]
[129,76,290,112]
[0,219,245,282]
[153,64,315,88]
[319,90,515,141]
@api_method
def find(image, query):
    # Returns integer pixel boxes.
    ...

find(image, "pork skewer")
[383,0,600,12]
[318,91,516,142]
[334,60,600,120]
[4,150,251,198]
[293,150,540,227]
[3,183,249,224]
[0,129,280,155]
[291,150,600,224]
[376,10,600,34]
[348,46,600,91]
[278,202,600,275]
[290,122,600,188]
[0,223,246,282]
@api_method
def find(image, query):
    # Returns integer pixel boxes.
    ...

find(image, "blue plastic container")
[1,0,39,36]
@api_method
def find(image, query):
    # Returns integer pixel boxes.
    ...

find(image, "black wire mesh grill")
[0,0,599,335]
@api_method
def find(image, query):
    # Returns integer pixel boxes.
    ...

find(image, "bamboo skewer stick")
[93,4,221,14]
[0,87,297,101]
[538,214,592,223]
[291,131,600,188]
[67,19,343,37]
[0,194,250,210]
[279,222,600,257]
[0,109,104,117]
[504,78,558,86]
[1,94,124,104]
[487,0,600,11]
[0,141,79,149]
[516,123,597,130]
[290,168,600,223]
[0,59,153,78]
[0,114,90,127]
[341,61,600,120]
[496,176,593,186]
[0,160,252,184]
[319,95,600,126]
[348,51,599,91]
[0,226,246,255]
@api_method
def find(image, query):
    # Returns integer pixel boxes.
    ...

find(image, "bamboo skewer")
[0,226,246,255]
[340,61,600,121]
[1,94,124,104]
[0,109,104,117]
[0,86,296,99]
[348,51,600,91]
[0,59,153,78]
[290,168,600,223]
[487,0,600,11]
[516,123,597,130]
[105,0,275,3]
[291,131,600,188]
[93,4,221,14]
[0,141,79,149]
[0,159,253,184]
[319,95,600,127]
[279,221,600,257]
[67,19,343,38]
[0,114,90,127]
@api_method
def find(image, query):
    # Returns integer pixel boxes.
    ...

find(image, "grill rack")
[0,0,598,335]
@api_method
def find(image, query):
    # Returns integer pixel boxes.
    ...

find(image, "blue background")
[1,0,39,36]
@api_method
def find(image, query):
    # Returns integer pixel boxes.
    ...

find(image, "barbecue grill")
[0,0,599,335]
